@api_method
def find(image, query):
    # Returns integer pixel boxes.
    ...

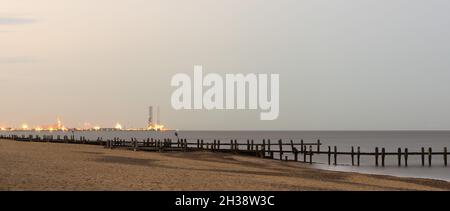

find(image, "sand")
[1,139,449,191]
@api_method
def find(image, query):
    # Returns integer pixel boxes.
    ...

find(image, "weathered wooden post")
[201,140,204,149]
[213,140,216,152]
[217,140,221,150]
[381,148,386,167]
[357,147,361,166]
[290,140,294,152]
[268,139,271,152]
[428,147,432,167]
[251,140,254,151]
[421,147,425,166]
[375,147,379,167]
[444,147,448,167]
[246,140,250,151]
[262,139,266,157]
[404,148,409,167]
[309,146,313,164]
[351,147,355,166]
[397,148,401,167]
[234,140,238,153]
[278,139,283,160]
[294,147,299,162]
[317,139,321,153]
[256,145,260,157]
[328,146,331,165]
[303,146,307,162]
[197,139,200,149]
[333,146,337,165]
[300,139,304,153]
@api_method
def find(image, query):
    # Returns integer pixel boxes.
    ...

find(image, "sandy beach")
[1,139,449,191]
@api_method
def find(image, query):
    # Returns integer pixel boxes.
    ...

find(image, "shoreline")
[313,163,450,183]
[1,139,449,191]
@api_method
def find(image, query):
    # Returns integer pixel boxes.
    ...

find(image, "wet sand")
[1,139,449,191]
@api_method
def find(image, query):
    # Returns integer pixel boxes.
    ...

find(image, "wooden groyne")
[1,134,448,167]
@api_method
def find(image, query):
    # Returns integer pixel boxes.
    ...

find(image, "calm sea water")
[2,130,450,181]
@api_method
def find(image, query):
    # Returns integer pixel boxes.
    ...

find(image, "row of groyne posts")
[1,134,448,167]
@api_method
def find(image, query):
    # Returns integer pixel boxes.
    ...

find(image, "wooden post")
[397,148,401,167]
[428,147,432,167]
[328,146,331,165]
[317,139,321,153]
[309,146,313,164]
[421,147,425,166]
[404,148,409,167]
[278,140,283,160]
[230,140,234,151]
[444,147,448,167]
[375,147,379,167]
[267,139,271,152]
[333,146,337,165]
[303,146,307,162]
[381,148,386,167]
[247,140,250,151]
[294,147,298,162]
[357,147,361,166]
[251,140,254,151]
[213,140,216,152]
[256,145,260,157]
[290,140,294,152]
[217,140,221,150]
[197,139,200,149]
[300,139,304,153]
[270,151,274,159]
[351,147,355,166]
[262,139,266,157]
[201,140,204,149]
[234,140,238,153]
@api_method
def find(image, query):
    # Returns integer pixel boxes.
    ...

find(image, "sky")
[1,0,450,130]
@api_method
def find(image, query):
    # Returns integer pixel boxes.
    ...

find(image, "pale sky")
[1,0,450,130]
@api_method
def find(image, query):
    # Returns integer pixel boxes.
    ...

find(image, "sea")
[1,130,449,181]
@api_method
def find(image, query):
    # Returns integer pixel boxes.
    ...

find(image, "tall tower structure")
[148,106,153,128]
